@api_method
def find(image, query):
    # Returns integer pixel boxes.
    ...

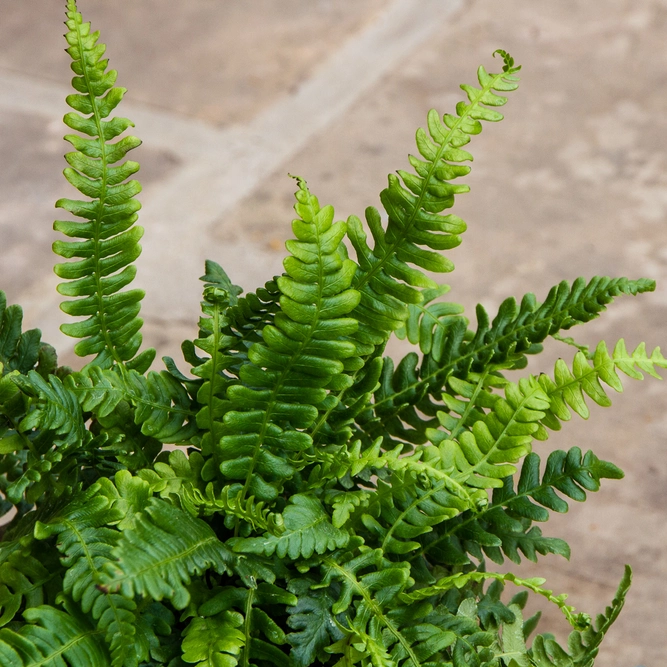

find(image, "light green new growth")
[0,4,662,667]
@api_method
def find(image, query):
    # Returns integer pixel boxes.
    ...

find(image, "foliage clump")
[0,3,663,666]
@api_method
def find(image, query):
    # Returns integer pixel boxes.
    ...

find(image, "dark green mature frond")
[0,539,60,628]
[54,2,153,370]
[99,498,240,610]
[286,578,345,667]
[0,603,109,666]
[217,179,361,503]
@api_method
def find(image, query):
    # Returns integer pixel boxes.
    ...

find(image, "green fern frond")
[182,611,245,667]
[537,339,666,428]
[99,498,238,610]
[286,578,345,667]
[0,293,46,377]
[54,1,153,370]
[346,56,520,353]
[232,494,348,559]
[320,552,420,667]
[531,566,632,667]
[359,470,472,555]
[182,483,284,535]
[34,484,142,667]
[369,277,655,448]
[15,371,86,449]
[417,447,621,566]
[394,284,466,359]
[218,179,361,504]
[190,263,242,461]
[0,603,109,666]
[193,582,296,667]
[0,540,59,628]
[68,364,198,443]
[425,378,551,489]
[401,571,589,631]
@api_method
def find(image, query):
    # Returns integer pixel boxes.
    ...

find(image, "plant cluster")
[0,2,663,666]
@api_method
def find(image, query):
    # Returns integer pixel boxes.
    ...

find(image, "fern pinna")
[0,2,663,666]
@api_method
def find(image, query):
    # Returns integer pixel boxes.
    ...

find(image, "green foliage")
[0,3,661,665]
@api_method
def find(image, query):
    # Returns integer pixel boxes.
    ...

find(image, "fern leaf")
[0,540,59,628]
[34,484,142,667]
[218,178,361,503]
[232,494,348,559]
[346,55,520,353]
[538,339,666,428]
[68,364,198,443]
[369,277,655,447]
[99,498,238,609]
[195,582,295,667]
[418,447,621,566]
[15,371,86,448]
[182,483,285,535]
[191,263,242,461]
[54,1,153,369]
[530,566,632,667]
[286,578,345,667]
[393,284,466,360]
[0,604,109,666]
[181,610,245,667]
[0,293,44,376]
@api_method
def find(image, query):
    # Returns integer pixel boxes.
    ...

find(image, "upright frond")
[218,178,361,504]
[54,1,153,370]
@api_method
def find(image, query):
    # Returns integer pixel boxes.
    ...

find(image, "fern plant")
[0,2,663,666]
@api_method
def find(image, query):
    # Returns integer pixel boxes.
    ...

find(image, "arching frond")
[531,566,632,667]
[347,54,521,355]
[417,447,620,567]
[369,277,655,448]
[54,2,153,370]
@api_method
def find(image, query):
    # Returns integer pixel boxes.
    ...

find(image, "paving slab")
[0,0,665,665]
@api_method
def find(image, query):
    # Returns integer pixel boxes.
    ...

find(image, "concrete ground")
[1,0,666,664]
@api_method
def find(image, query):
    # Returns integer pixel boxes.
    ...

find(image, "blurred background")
[0,0,665,664]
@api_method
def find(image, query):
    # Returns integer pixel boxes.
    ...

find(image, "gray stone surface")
[0,0,665,664]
